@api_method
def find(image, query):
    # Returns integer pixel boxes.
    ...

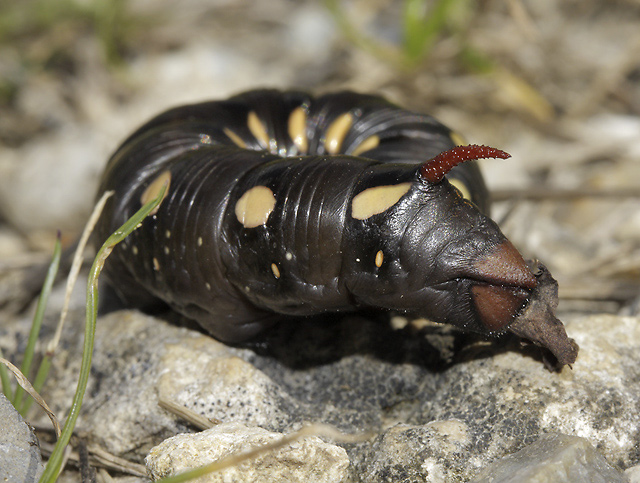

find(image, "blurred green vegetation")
[325,0,494,72]
[0,0,131,65]
[0,0,136,105]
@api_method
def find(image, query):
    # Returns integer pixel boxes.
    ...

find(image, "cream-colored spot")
[153,257,160,271]
[164,246,170,255]
[140,170,171,216]
[205,282,211,290]
[450,132,466,146]
[288,106,308,153]
[375,250,384,268]
[391,315,409,330]
[132,246,139,255]
[285,252,293,261]
[248,111,270,149]
[223,127,246,148]
[449,178,472,201]
[351,135,380,156]
[165,230,171,238]
[235,186,276,228]
[351,183,412,220]
[244,286,251,292]
[197,237,203,247]
[410,318,437,330]
[324,112,353,154]
[271,263,281,279]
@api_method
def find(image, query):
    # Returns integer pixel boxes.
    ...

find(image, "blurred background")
[1,0,639,315]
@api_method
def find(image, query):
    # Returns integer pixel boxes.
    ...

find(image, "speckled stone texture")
[469,433,627,483]
[146,421,349,482]
[24,309,636,481]
[0,393,45,482]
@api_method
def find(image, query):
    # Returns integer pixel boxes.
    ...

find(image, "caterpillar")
[95,89,578,367]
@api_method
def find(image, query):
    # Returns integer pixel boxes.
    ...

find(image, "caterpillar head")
[345,145,577,366]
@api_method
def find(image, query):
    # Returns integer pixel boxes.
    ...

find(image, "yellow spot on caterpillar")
[351,135,380,156]
[271,263,281,279]
[285,252,293,261]
[288,106,308,153]
[351,183,412,220]
[140,170,171,216]
[390,316,409,330]
[325,112,353,154]
[197,237,203,247]
[248,111,270,149]
[450,132,466,146]
[153,257,160,271]
[223,127,246,148]
[205,282,211,290]
[163,246,170,255]
[449,178,472,201]
[132,246,139,255]
[165,230,171,238]
[375,250,384,268]
[235,185,276,228]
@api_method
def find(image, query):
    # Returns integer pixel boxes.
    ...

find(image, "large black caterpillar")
[95,89,578,366]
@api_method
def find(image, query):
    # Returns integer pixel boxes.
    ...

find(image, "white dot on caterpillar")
[271,263,281,279]
[205,282,211,290]
[375,250,384,268]
[244,286,251,292]
[153,257,160,271]
[132,246,139,255]
[197,237,203,247]
[165,230,171,238]
[164,246,170,255]
[285,252,293,261]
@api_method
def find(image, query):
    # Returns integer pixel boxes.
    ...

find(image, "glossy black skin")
[95,90,507,342]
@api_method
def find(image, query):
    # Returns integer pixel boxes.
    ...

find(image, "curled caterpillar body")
[95,89,578,366]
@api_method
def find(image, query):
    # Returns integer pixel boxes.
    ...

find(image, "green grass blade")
[38,183,167,483]
[14,232,62,414]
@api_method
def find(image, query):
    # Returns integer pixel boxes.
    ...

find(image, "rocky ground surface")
[1,0,640,482]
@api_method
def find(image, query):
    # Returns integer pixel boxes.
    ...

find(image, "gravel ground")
[1,0,639,481]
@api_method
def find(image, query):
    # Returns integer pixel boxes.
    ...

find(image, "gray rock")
[358,421,473,482]
[627,465,640,482]
[146,421,349,483]
[0,392,45,482]
[470,433,627,483]
[24,310,639,481]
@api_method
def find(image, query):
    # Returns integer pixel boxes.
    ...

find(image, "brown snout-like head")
[470,240,538,332]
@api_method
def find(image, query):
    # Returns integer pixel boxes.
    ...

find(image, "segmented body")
[95,90,543,348]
